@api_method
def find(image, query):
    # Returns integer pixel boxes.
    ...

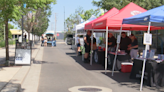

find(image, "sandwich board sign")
[15,49,31,64]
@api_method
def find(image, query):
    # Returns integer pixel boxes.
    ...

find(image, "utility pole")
[64,6,65,32]
[55,13,57,37]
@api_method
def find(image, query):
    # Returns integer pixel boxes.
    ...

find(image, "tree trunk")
[28,32,30,42]
[5,20,9,61]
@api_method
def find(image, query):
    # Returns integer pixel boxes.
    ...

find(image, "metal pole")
[90,29,94,65]
[140,22,151,91]
[32,28,34,46]
[112,25,122,76]
[64,6,65,32]
[105,26,108,74]
[22,15,24,43]
[55,13,57,38]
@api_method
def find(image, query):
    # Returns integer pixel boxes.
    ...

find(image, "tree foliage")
[33,9,50,36]
[0,0,56,61]
[16,0,56,40]
[79,9,99,21]
[0,0,24,60]
[92,0,164,10]
[65,7,100,31]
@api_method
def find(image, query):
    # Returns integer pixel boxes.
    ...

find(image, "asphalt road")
[38,40,163,92]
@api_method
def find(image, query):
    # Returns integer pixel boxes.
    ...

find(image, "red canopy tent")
[85,8,119,65]
[85,7,119,30]
[93,2,162,31]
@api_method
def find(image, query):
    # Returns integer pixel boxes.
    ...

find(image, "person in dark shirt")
[108,33,116,47]
[108,33,116,52]
[24,33,27,42]
[84,30,92,63]
[128,34,138,59]
[120,32,131,54]
[93,36,97,50]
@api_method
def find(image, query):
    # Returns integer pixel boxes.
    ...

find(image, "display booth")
[122,5,164,91]
[85,7,119,65]
[85,2,148,70]
[83,2,164,91]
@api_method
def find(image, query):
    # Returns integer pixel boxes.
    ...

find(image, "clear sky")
[47,0,100,31]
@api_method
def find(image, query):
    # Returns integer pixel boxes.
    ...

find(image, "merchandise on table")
[130,59,164,87]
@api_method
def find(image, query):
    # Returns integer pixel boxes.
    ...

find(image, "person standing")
[44,36,47,47]
[41,34,44,46]
[84,30,92,63]
[24,33,27,42]
[53,35,56,46]
[128,34,138,59]
[76,35,81,56]
[120,32,131,54]
[108,33,116,51]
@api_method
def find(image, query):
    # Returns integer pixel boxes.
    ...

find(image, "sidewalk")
[0,43,41,92]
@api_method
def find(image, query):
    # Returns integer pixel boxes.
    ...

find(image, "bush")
[0,39,16,47]
[0,40,5,47]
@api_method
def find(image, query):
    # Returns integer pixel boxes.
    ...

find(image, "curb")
[0,44,41,92]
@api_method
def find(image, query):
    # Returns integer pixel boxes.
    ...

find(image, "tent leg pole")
[105,26,108,74]
[140,22,151,91]
[140,45,148,91]
[82,34,85,61]
[75,29,77,45]
[90,29,94,65]
[112,25,122,76]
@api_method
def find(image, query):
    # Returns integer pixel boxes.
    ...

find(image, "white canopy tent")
[73,15,96,45]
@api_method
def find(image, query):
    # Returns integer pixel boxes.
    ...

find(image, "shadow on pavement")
[65,52,164,92]
[0,80,21,91]
[101,72,162,92]
[33,59,57,65]
[66,52,105,70]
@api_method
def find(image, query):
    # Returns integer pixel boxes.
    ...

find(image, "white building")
[10,29,39,41]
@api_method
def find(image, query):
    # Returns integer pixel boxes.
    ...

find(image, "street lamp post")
[22,2,26,43]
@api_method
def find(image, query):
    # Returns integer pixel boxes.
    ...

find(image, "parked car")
[66,34,73,45]
[46,33,56,47]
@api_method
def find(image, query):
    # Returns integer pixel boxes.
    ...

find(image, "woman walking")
[44,36,47,47]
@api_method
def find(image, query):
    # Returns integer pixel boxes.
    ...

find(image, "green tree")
[0,0,56,61]
[79,9,100,21]
[0,23,14,40]
[33,9,50,37]
[0,0,23,61]
[65,7,100,31]
[16,0,56,41]
[8,23,15,39]
[92,0,164,10]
